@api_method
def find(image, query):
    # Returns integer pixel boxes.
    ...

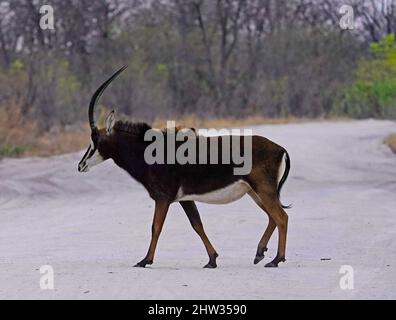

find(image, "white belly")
[177,180,251,204]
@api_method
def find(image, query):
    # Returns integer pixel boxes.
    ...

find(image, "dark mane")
[114,120,152,138]
[161,126,197,135]
[114,120,198,139]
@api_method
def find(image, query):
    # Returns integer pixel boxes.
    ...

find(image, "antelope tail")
[277,150,291,209]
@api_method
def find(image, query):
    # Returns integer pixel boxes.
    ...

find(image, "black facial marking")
[81,147,91,162]
[91,131,99,149]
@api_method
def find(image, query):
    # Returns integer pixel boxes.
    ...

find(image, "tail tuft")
[277,150,291,209]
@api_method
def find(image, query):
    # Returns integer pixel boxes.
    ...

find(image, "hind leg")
[255,218,276,264]
[251,190,289,267]
[248,191,277,264]
[265,214,288,267]
[264,200,288,267]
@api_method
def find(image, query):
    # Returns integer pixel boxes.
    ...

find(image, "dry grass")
[0,124,90,158]
[26,125,90,157]
[0,109,350,159]
[151,114,338,129]
[0,105,90,158]
[384,134,396,154]
[0,104,39,157]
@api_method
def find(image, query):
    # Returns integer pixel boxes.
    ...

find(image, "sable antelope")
[78,66,291,268]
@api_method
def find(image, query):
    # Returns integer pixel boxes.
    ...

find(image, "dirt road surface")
[0,120,395,299]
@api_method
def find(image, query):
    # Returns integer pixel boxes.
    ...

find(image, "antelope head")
[78,66,127,173]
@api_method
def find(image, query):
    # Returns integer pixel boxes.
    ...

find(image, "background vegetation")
[1,0,396,157]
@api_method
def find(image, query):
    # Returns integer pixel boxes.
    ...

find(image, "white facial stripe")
[85,146,92,160]
[79,137,104,172]
[79,145,91,167]
[85,149,104,169]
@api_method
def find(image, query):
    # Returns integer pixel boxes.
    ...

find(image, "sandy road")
[0,120,395,299]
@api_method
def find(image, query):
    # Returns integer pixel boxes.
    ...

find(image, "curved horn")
[88,65,128,131]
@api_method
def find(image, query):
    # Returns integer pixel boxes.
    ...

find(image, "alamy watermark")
[143,121,253,175]
[38,4,356,32]
[339,265,354,290]
[39,265,54,290]
[339,5,354,30]
[39,5,55,30]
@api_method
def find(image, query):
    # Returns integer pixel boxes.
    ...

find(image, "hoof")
[203,263,217,269]
[254,247,267,265]
[134,259,152,268]
[265,257,285,268]
[203,252,218,269]
[264,261,278,268]
[134,263,146,268]
[254,255,265,265]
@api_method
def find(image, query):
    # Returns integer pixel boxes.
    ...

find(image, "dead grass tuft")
[384,134,396,154]
[26,124,90,157]
[0,104,39,157]
[0,104,90,158]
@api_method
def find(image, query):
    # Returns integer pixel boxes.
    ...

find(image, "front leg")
[180,201,218,268]
[134,200,170,268]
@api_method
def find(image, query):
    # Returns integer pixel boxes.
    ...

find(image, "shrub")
[335,34,396,118]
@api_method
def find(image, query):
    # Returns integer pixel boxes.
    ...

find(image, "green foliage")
[11,59,24,72]
[0,144,25,157]
[56,61,82,124]
[254,28,361,118]
[156,63,169,79]
[30,57,82,127]
[335,34,396,118]
[0,6,386,129]
[0,59,29,106]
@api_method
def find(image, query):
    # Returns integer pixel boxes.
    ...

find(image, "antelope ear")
[106,110,116,135]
